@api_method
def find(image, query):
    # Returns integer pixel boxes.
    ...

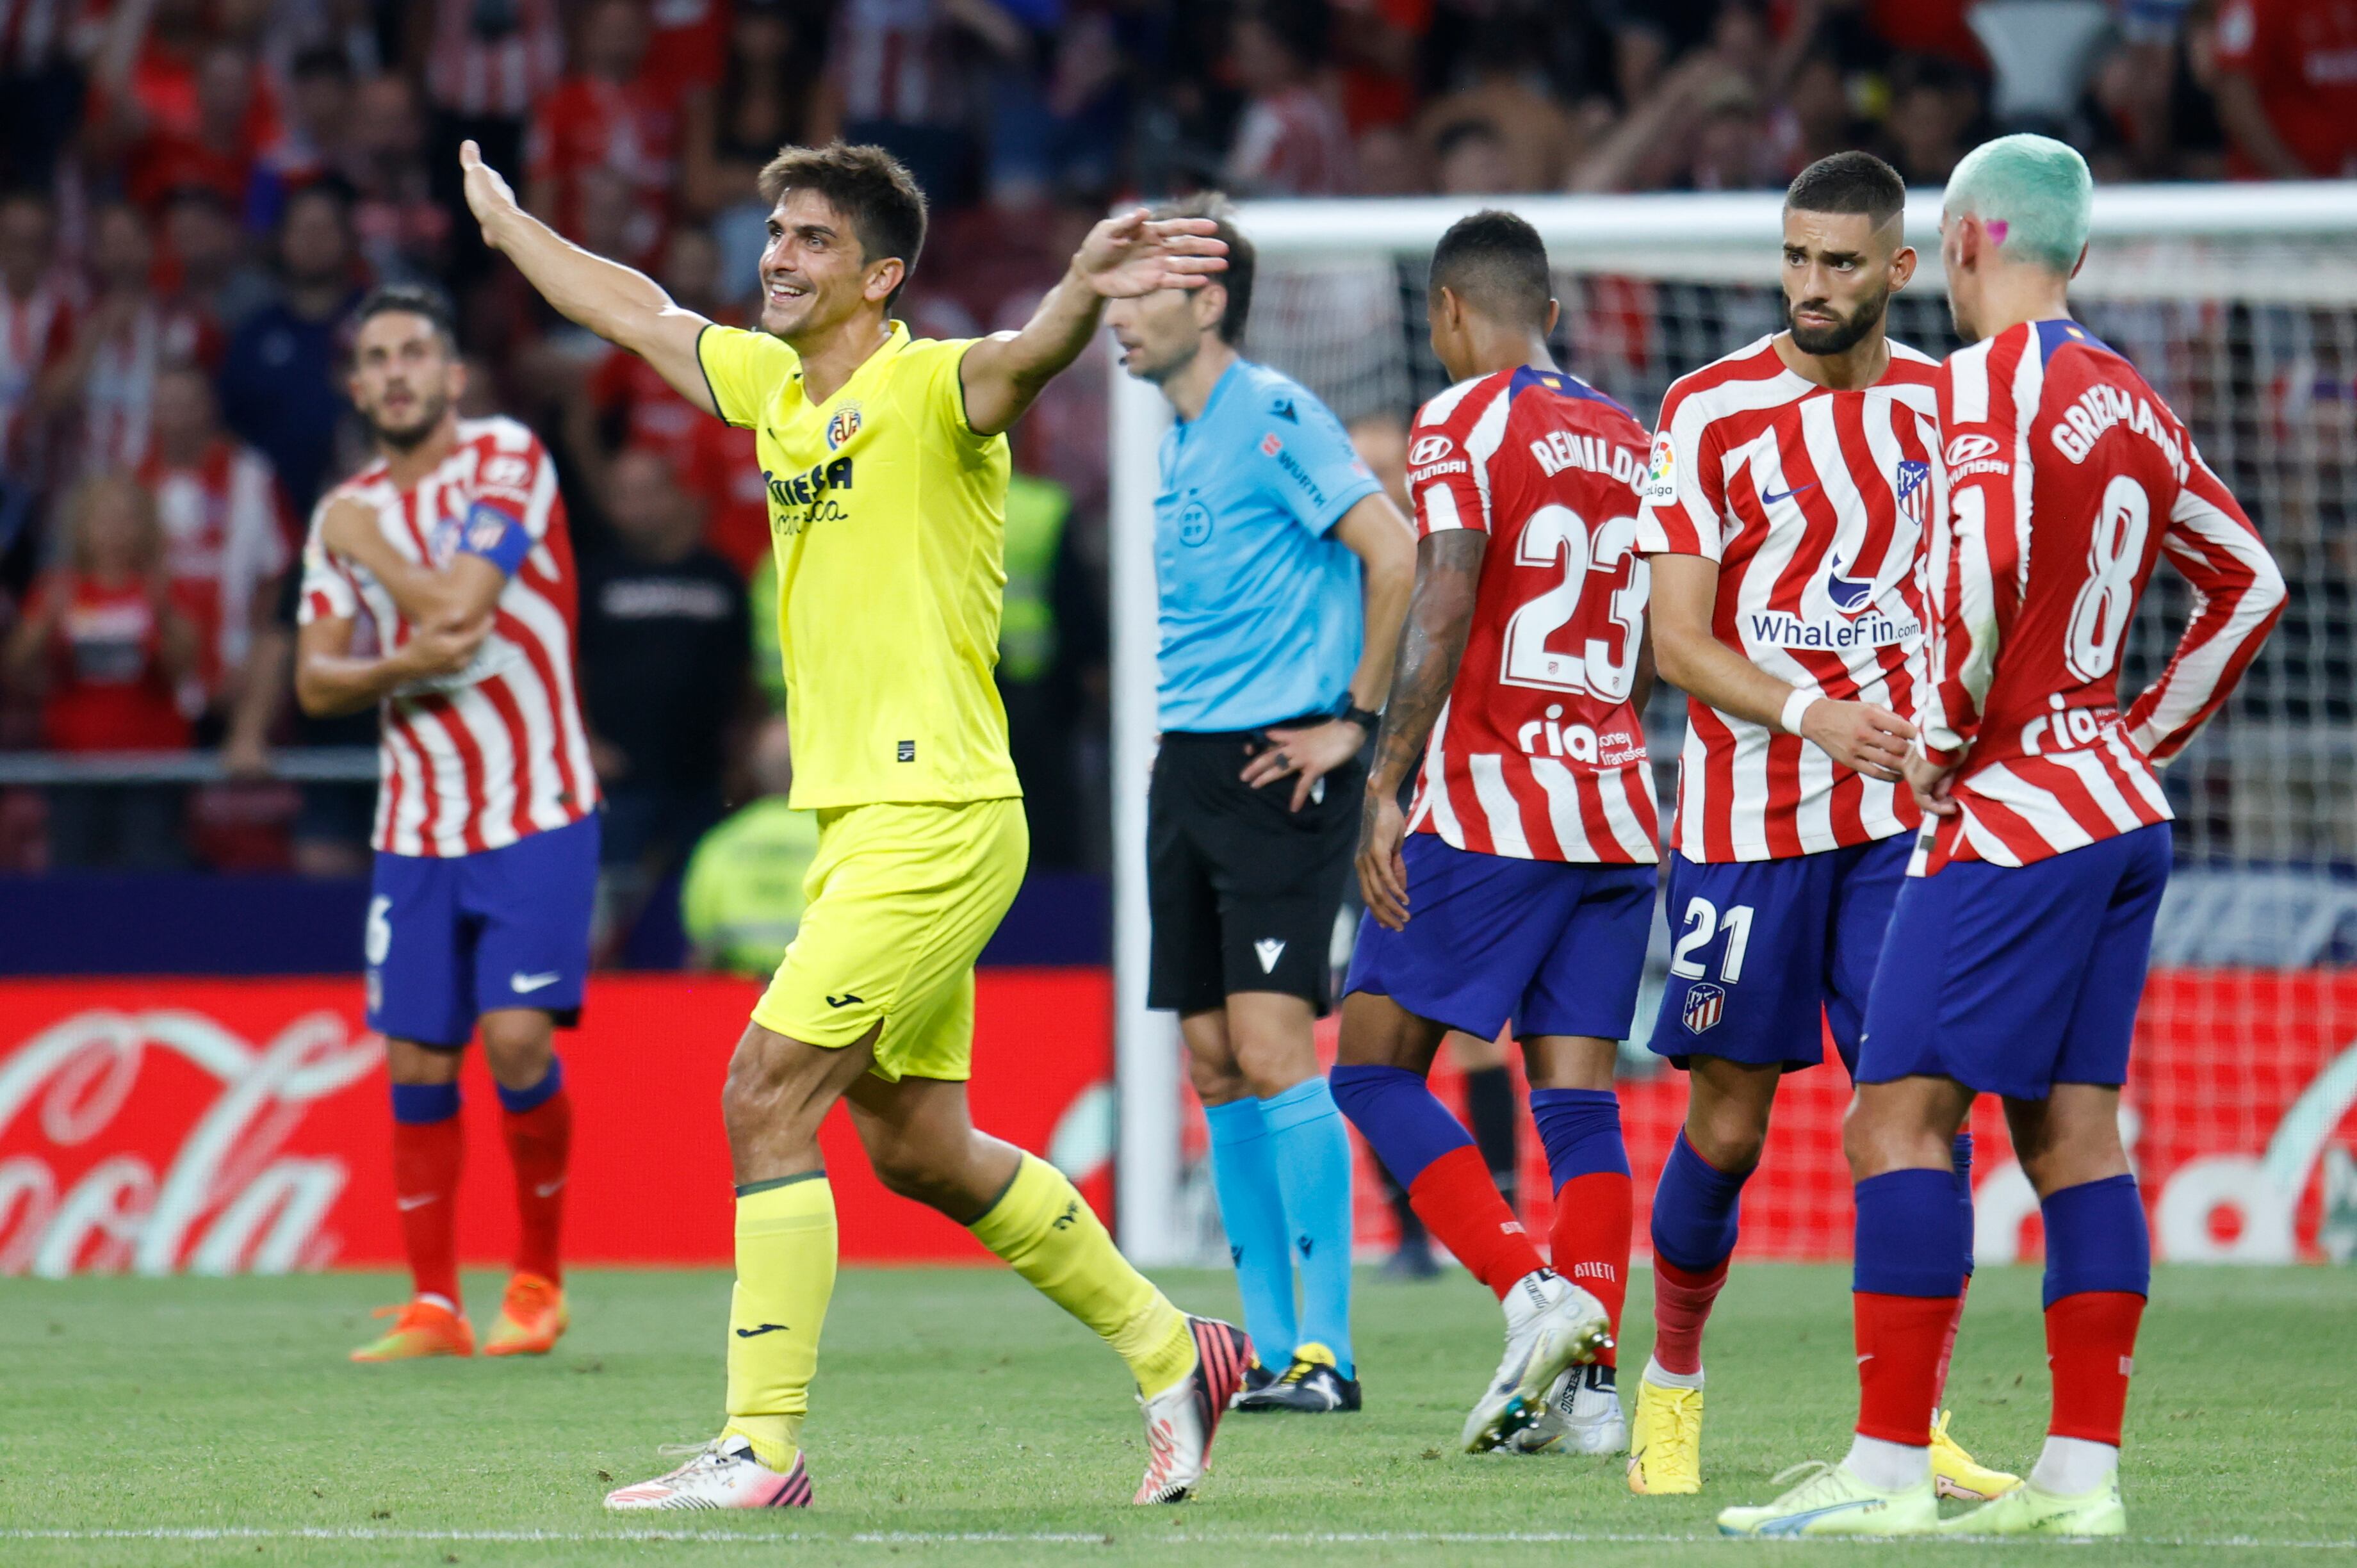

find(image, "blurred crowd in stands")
[0,0,2347,906]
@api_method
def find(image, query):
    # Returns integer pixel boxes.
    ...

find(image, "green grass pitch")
[1,1263,2350,1567]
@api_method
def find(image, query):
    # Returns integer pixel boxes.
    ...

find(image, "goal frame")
[1104,180,2357,1262]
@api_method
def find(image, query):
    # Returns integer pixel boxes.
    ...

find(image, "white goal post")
[1105,182,2357,1264]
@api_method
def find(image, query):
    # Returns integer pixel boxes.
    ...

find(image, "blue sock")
[1328,1063,1473,1187]
[1262,1077,1355,1377]
[1529,1088,1628,1190]
[1203,1097,1296,1360]
[2039,1174,2149,1307]
[495,1056,564,1115]
[1953,1131,1976,1280]
[1854,1169,1968,1298]
[391,1081,459,1124]
[1649,1131,1750,1273]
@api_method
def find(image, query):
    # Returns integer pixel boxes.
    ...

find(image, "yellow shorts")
[752,797,1027,1082]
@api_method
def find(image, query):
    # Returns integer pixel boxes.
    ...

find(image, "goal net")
[1105,184,2357,1270]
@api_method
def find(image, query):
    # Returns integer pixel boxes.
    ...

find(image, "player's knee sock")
[1262,1077,1354,1375]
[1645,1131,1750,1378]
[1851,1168,1968,1451]
[1330,1064,1546,1300]
[968,1152,1194,1399]
[1531,1088,1631,1369]
[1203,1097,1297,1362]
[496,1058,571,1285]
[1462,1063,1521,1213]
[1934,1132,1975,1405]
[2034,1173,2148,1487]
[390,1082,463,1310]
[724,1172,836,1470]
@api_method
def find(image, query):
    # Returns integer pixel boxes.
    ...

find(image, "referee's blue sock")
[1203,1097,1298,1362]
[1263,1075,1355,1378]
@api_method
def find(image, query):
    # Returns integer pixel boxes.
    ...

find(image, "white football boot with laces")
[1132,1316,1253,1503]
[603,1436,813,1510]
[1462,1270,1613,1453]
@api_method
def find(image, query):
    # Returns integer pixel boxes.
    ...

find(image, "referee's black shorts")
[1146,721,1365,1017]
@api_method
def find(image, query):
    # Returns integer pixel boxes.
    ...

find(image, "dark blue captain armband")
[454,501,533,575]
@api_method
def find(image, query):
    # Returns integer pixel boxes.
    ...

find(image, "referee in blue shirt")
[1108,194,1414,1414]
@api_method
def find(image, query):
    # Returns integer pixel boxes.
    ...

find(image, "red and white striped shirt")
[298,418,598,859]
[0,276,75,484]
[1916,319,2285,872]
[140,437,291,699]
[425,0,564,120]
[1635,335,1939,862]
[1406,366,1660,864]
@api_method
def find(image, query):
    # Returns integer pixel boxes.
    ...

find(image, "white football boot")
[1462,1270,1613,1453]
[603,1436,813,1510]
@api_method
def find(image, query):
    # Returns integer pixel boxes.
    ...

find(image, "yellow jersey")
[697,320,1021,809]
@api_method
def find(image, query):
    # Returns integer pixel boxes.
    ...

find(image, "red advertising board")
[0,972,1112,1275]
[1339,969,2357,1266]
[4,968,2351,1275]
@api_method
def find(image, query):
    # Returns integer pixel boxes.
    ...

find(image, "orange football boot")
[482,1272,569,1357]
[350,1298,475,1362]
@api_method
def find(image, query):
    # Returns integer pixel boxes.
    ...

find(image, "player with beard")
[296,284,598,1364]
[1624,152,2013,1501]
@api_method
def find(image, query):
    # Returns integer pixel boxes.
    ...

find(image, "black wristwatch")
[1337,702,1383,735]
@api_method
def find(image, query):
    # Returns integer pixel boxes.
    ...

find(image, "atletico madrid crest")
[1895,459,1930,527]
[1681,982,1726,1035]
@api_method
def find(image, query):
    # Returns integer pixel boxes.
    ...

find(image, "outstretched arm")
[458,140,717,416]
[958,209,1227,437]
[1357,530,1484,929]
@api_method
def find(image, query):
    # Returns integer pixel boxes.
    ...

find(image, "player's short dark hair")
[354,282,459,355]
[758,142,928,311]
[1785,150,1907,232]
[1429,208,1551,332]
[1148,192,1254,345]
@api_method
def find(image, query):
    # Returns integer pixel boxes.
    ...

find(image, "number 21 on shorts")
[1668,895,1755,984]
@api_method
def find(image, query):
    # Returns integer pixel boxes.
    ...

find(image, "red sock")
[1648,1253,1729,1376]
[502,1089,572,1284]
[1549,1171,1631,1368]
[391,1113,464,1307]
[1854,1291,1958,1445]
[1408,1143,1549,1300]
[1932,1275,1971,1405]
[2046,1290,2144,1445]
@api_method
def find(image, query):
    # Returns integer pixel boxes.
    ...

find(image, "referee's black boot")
[1232,1347,1362,1413]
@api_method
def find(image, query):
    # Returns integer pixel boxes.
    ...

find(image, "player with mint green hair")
[1937,133,2093,343]
[1720,129,2287,1541]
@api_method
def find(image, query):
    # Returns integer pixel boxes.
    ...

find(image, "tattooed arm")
[1358,530,1485,929]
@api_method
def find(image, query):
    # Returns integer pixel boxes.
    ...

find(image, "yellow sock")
[721,1172,836,1470]
[967,1153,1195,1398]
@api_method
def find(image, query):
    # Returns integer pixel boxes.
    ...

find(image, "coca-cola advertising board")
[0,973,1114,1277]
[4,968,2351,1276]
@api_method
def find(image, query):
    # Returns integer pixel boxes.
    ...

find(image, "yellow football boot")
[482,1272,569,1357]
[350,1298,474,1362]
[1626,1374,1702,1494]
[1718,1460,1939,1537]
[1929,1407,2019,1500]
[1943,1474,2125,1537]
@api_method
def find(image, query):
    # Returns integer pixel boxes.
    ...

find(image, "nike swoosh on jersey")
[534,1179,566,1198]
[396,1194,437,1212]
[511,970,562,993]
[1761,482,1818,505]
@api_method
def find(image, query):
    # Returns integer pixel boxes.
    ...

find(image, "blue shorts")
[1859,823,2170,1100]
[1343,833,1657,1041]
[366,813,599,1048]
[1649,833,1911,1074]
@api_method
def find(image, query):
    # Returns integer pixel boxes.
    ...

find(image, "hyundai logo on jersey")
[1682,982,1727,1034]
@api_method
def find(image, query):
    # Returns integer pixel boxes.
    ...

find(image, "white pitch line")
[4,1528,2357,1550]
